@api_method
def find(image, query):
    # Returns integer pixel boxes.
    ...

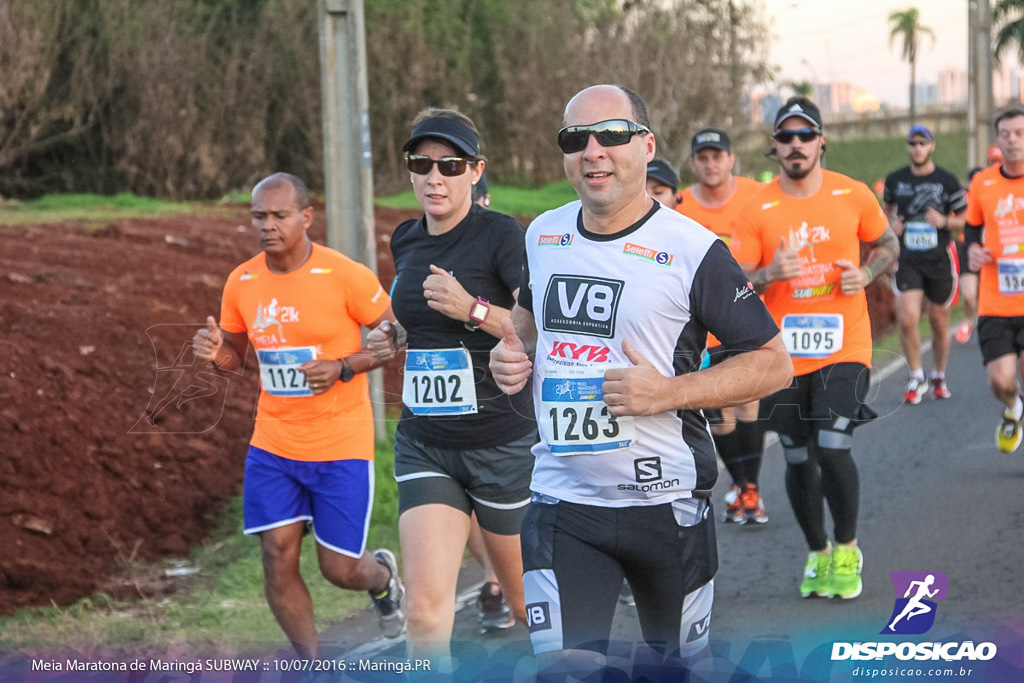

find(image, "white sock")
[1012,396,1024,422]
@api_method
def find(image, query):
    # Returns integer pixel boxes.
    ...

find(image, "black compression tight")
[784,441,860,550]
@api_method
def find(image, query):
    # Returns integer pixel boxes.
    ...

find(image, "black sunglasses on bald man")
[557,119,651,154]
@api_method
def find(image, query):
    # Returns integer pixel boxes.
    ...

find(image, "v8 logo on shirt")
[542,275,623,338]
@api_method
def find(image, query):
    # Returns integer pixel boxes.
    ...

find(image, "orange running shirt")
[678,176,763,348]
[676,176,764,243]
[220,243,389,462]
[964,165,1024,317]
[731,169,889,376]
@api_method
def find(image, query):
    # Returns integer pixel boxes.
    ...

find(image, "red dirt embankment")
[0,206,416,614]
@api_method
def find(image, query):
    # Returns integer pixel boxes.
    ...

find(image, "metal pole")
[318,0,386,441]
[968,0,979,168]
[979,0,994,160]
[969,0,994,169]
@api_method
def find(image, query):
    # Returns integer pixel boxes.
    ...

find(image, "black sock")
[713,429,745,486]
[734,419,766,486]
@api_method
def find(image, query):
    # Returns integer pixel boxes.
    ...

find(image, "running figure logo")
[881,571,948,635]
[252,298,287,342]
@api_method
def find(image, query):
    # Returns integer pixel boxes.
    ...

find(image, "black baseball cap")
[646,159,679,192]
[402,116,480,157]
[774,98,824,131]
[691,128,731,154]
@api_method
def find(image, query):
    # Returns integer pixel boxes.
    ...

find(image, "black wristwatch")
[339,359,355,383]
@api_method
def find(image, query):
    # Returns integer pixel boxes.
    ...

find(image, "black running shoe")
[477,581,514,632]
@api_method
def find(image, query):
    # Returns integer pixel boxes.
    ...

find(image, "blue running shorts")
[242,445,374,558]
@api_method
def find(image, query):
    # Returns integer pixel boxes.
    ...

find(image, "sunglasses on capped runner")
[772,128,822,144]
[557,119,651,154]
[405,155,473,177]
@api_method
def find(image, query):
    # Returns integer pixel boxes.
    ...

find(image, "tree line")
[0,0,770,200]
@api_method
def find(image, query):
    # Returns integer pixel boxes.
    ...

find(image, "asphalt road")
[316,338,1024,681]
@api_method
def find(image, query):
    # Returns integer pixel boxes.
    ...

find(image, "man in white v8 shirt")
[490,85,792,672]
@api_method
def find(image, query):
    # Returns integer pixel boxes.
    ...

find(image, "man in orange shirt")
[192,172,404,657]
[966,108,1024,453]
[732,98,899,601]
[678,128,768,525]
[957,145,1006,344]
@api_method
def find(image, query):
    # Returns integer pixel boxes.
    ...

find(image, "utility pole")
[729,0,740,126]
[317,0,386,440]
[968,0,994,169]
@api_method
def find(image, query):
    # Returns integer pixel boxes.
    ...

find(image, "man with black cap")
[883,124,966,404]
[646,158,680,208]
[678,128,763,247]
[678,127,769,526]
[732,96,899,601]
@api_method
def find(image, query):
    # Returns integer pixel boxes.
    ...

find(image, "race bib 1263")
[538,365,635,455]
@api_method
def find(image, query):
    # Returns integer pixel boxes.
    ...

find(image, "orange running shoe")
[956,319,974,344]
[722,484,743,523]
[740,483,768,525]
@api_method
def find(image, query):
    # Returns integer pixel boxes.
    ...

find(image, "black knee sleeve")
[784,446,828,551]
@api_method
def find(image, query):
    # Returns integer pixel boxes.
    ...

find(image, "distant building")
[815,81,879,114]
[760,93,782,124]
[915,82,939,107]
[994,62,1021,104]
[939,67,967,104]
[939,65,1021,106]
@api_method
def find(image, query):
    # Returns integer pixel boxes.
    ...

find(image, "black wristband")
[964,224,983,248]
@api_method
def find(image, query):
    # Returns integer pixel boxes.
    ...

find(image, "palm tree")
[787,80,814,99]
[888,7,935,124]
[995,0,1024,65]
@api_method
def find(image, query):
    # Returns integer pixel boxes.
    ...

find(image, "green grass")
[825,130,970,190]
[375,180,579,220]
[0,193,261,227]
[0,423,400,655]
[19,193,179,213]
[735,130,971,192]
[0,192,194,226]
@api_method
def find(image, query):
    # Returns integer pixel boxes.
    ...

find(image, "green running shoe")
[799,544,832,598]
[996,406,1023,454]
[829,544,864,600]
